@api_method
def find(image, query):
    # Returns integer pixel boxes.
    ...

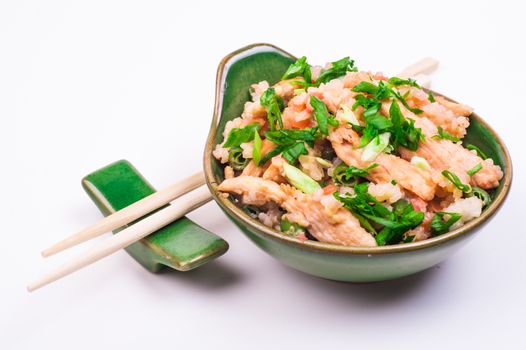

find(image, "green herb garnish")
[352,80,422,115]
[283,163,321,194]
[228,147,249,170]
[470,186,491,207]
[403,235,415,243]
[310,95,339,135]
[223,123,261,148]
[316,57,357,85]
[432,126,461,142]
[427,91,436,103]
[282,142,308,164]
[465,144,488,160]
[332,163,378,185]
[282,56,312,84]
[280,219,306,237]
[253,129,262,166]
[334,185,424,245]
[389,101,424,151]
[431,212,462,235]
[262,128,319,164]
[387,77,421,88]
[441,170,472,193]
[260,88,284,131]
[467,163,482,176]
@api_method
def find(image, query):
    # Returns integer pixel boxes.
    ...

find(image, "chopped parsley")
[224,123,261,148]
[310,95,339,135]
[467,163,482,176]
[334,185,424,245]
[260,88,284,131]
[316,57,357,86]
[432,126,461,142]
[431,212,462,235]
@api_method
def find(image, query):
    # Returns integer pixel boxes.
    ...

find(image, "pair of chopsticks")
[27,57,439,292]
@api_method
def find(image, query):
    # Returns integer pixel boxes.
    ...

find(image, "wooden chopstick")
[28,185,212,292]
[397,57,439,79]
[41,171,205,257]
[28,57,439,292]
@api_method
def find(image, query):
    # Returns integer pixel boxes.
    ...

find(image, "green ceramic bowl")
[203,43,512,282]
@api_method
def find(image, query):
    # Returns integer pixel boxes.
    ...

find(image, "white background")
[2,1,525,349]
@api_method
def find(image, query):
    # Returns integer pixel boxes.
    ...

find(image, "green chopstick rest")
[81,160,228,273]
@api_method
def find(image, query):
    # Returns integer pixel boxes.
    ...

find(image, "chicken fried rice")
[212,56,503,247]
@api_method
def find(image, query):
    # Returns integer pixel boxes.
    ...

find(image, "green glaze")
[82,160,228,272]
[204,43,512,282]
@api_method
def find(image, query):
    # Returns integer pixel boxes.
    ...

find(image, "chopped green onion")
[280,219,306,237]
[442,170,472,193]
[411,156,431,171]
[388,77,421,89]
[469,186,491,207]
[283,163,321,194]
[467,163,482,176]
[223,123,261,148]
[228,147,249,170]
[361,132,391,161]
[432,126,461,142]
[431,212,462,235]
[389,101,424,151]
[332,163,377,185]
[315,157,333,167]
[352,81,379,95]
[262,128,319,164]
[282,142,308,164]
[465,144,488,160]
[260,88,284,131]
[252,130,262,166]
[403,235,415,243]
[282,56,312,83]
[310,95,339,135]
[427,91,436,103]
[335,188,424,246]
[340,104,360,125]
[316,57,357,85]
[294,88,306,95]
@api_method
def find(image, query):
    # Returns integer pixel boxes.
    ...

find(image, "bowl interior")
[204,43,511,253]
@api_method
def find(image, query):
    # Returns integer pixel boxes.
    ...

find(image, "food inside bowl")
[212,56,503,247]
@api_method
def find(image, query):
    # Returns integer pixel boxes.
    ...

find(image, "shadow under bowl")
[203,43,512,282]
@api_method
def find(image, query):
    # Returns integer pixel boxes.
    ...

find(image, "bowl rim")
[203,42,513,255]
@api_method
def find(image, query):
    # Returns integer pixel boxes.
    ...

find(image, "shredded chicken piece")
[241,139,277,177]
[218,176,376,247]
[381,102,503,189]
[435,95,473,117]
[328,125,436,200]
[262,156,287,183]
[421,102,470,138]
